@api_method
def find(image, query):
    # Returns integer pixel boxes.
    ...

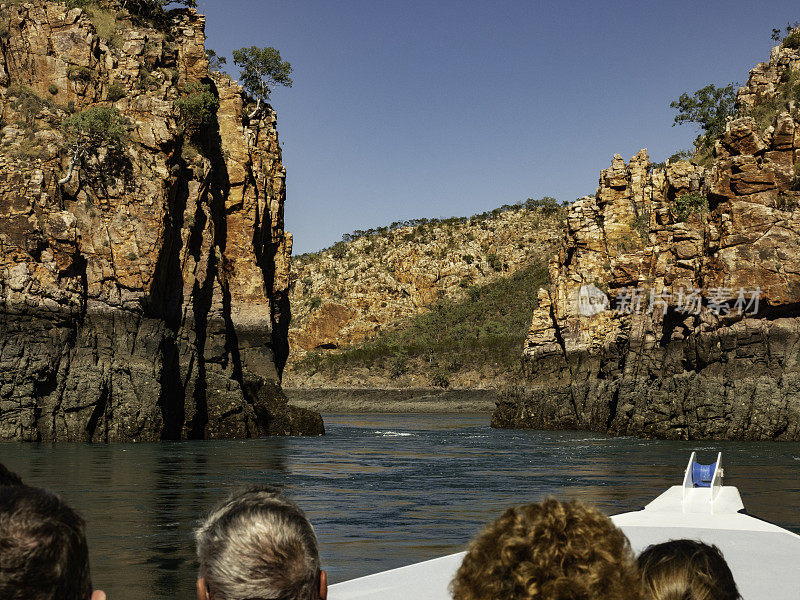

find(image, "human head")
[195,485,326,600]
[0,485,105,600]
[0,462,23,486]
[637,539,740,600]
[451,498,639,600]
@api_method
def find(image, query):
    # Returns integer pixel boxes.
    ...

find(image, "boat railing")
[682,451,725,511]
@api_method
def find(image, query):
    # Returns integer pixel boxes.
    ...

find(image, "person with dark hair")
[638,539,740,600]
[0,485,106,600]
[0,462,23,487]
[450,498,640,600]
[195,485,326,600]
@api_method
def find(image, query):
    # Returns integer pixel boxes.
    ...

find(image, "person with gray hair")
[195,485,327,600]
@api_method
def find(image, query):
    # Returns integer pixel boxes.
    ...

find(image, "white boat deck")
[329,453,800,600]
[614,486,800,600]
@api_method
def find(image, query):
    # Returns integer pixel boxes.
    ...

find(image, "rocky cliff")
[0,0,322,441]
[494,42,800,440]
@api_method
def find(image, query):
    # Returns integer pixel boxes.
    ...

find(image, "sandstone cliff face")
[289,206,563,352]
[0,1,322,441]
[494,45,800,440]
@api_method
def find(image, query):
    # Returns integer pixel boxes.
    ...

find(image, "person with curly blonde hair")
[450,498,639,600]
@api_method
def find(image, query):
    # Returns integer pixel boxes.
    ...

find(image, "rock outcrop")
[0,1,322,441]
[494,43,800,440]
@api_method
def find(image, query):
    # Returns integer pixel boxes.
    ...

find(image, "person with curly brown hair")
[450,498,640,600]
[637,539,740,600]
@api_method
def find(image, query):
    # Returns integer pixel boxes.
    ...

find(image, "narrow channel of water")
[2,413,799,600]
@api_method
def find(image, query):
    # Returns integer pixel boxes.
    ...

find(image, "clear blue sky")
[198,0,799,255]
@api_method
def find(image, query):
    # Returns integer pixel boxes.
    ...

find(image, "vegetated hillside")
[290,262,549,389]
[285,199,567,388]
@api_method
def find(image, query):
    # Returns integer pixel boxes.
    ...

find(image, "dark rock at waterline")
[493,316,800,440]
[0,311,323,441]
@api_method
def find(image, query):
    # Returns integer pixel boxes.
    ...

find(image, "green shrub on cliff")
[67,65,94,83]
[59,106,128,184]
[670,25,800,158]
[670,191,708,222]
[613,232,640,254]
[8,85,54,129]
[181,141,201,163]
[60,2,119,44]
[319,197,565,253]
[524,196,560,214]
[136,66,158,91]
[11,137,51,162]
[487,253,502,271]
[62,0,198,32]
[783,31,800,49]
[62,106,126,148]
[776,191,800,211]
[175,82,219,132]
[329,241,348,259]
[632,210,651,243]
[654,149,694,168]
[106,82,127,102]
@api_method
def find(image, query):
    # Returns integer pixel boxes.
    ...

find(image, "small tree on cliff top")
[119,0,196,14]
[59,106,127,185]
[772,21,800,48]
[116,0,196,28]
[670,83,738,149]
[232,46,293,118]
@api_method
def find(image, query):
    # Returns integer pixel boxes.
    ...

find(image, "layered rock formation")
[0,0,322,441]
[494,44,800,440]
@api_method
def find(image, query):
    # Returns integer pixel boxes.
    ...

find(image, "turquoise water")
[2,413,799,600]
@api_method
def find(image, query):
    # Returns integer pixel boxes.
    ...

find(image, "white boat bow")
[329,452,800,600]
